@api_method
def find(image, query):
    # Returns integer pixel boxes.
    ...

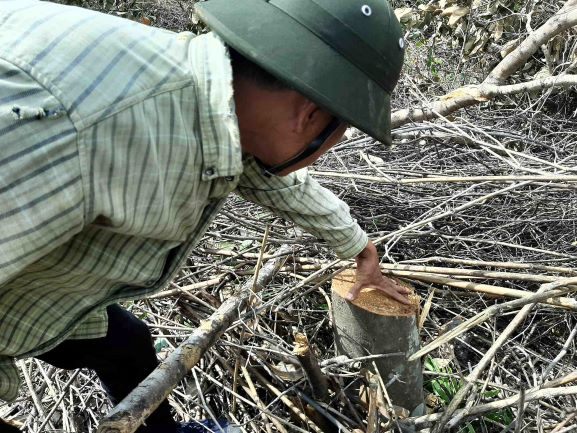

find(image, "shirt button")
[205,167,215,176]
[224,176,234,181]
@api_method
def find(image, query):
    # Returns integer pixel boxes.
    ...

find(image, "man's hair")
[229,46,290,91]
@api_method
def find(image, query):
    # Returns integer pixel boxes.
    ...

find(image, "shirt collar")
[189,32,243,181]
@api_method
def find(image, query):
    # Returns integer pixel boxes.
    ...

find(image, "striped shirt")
[0,0,368,401]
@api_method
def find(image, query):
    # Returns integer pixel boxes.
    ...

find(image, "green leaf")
[154,338,170,353]
[482,389,500,399]
[239,239,254,251]
[216,241,236,251]
[432,381,451,403]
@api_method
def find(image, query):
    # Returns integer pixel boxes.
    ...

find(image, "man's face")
[233,77,348,175]
[273,119,348,176]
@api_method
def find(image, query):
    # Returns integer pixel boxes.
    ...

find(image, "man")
[0,0,406,431]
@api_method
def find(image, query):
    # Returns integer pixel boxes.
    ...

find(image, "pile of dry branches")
[2,0,577,432]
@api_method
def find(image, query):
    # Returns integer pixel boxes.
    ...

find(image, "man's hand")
[346,240,412,305]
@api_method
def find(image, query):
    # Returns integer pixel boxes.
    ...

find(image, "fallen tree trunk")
[97,245,292,433]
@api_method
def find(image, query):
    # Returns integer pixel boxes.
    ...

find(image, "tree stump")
[331,269,424,417]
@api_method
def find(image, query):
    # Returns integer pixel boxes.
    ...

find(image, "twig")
[381,269,577,310]
[405,386,577,428]
[233,225,271,413]
[297,391,354,433]
[365,377,378,433]
[541,323,577,380]
[403,257,577,276]
[18,361,52,431]
[149,276,226,299]
[551,410,577,433]
[36,370,82,433]
[248,367,325,433]
[310,171,577,185]
[430,277,577,432]
[514,387,526,433]
[240,364,287,433]
[293,333,329,402]
[409,278,577,361]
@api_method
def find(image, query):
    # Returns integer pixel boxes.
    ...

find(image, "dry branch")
[97,244,292,433]
[485,0,577,85]
[406,385,577,428]
[483,75,577,96]
[248,367,325,433]
[309,171,577,185]
[275,260,577,308]
[391,0,577,127]
[410,278,577,362]
[406,257,577,276]
[239,364,288,433]
[381,263,567,283]
[430,277,577,432]
[380,269,577,310]
[148,276,226,299]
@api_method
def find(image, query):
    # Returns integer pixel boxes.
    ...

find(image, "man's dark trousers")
[36,304,178,433]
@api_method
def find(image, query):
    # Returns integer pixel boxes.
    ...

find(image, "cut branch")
[97,244,293,433]
[405,386,577,428]
[391,0,577,128]
[430,277,577,432]
[293,333,329,402]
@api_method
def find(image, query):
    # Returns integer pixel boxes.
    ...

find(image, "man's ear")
[293,95,326,135]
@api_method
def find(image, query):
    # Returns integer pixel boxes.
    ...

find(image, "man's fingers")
[346,283,412,306]
[375,286,412,305]
[378,281,412,305]
[390,280,411,294]
[346,285,360,301]
[389,290,412,305]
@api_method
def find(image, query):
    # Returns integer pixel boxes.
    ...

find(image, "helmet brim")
[195,0,394,145]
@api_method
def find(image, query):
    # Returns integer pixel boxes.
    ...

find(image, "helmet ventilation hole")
[361,5,372,16]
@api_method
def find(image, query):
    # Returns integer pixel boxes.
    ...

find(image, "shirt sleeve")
[235,157,368,259]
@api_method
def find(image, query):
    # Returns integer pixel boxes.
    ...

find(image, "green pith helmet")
[195,0,405,145]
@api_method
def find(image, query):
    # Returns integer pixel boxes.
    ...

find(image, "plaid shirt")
[0,0,368,401]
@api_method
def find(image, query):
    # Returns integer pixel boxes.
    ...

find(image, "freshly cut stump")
[331,269,424,416]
